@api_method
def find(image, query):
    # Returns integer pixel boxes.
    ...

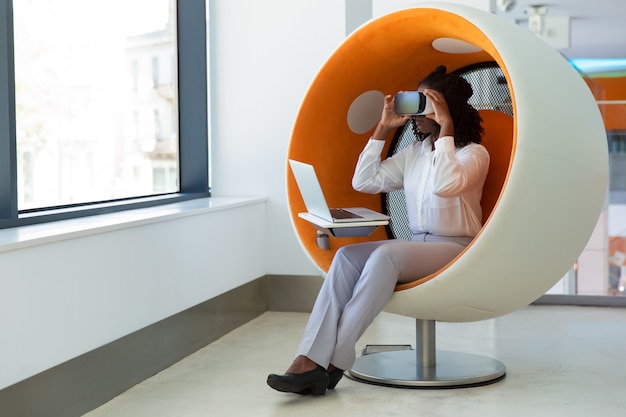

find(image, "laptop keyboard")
[330,208,363,220]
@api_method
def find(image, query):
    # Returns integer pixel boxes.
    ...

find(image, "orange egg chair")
[286,4,608,387]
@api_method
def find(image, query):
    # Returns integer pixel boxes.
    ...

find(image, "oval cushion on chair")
[287,4,608,323]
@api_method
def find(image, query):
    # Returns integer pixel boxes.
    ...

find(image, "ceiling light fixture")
[496,0,517,13]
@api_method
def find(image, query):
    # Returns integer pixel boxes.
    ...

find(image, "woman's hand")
[371,94,411,140]
[422,89,454,139]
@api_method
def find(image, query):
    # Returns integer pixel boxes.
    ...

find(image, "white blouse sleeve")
[352,138,406,194]
[431,136,490,197]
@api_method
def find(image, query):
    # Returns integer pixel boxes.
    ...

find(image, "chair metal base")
[349,319,505,388]
[349,349,506,388]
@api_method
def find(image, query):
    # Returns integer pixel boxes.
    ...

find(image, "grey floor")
[83,305,626,417]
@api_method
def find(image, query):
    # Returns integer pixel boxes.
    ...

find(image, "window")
[0,0,209,228]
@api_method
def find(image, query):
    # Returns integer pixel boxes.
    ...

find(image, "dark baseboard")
[267,274,323,312]
[0,277,268,417]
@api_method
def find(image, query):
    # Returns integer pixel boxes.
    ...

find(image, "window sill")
[0,197,266,254]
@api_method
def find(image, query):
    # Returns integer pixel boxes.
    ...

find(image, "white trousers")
[296,233,471,371]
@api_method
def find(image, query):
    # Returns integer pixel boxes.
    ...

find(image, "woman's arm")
[371,94,411,140]
[352,139,406,193]
[422,88,489,196]
[431,137,490,197]
[352,94,410,194]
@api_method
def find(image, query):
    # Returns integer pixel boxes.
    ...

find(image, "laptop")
[289,159,390,223]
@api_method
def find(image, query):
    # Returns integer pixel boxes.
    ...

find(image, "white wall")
[0,200,267,390]
[208,0,345,275]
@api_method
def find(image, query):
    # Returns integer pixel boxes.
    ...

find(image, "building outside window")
[13,0,179,210]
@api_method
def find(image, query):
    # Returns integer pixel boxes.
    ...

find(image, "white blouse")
[352,135,490,237]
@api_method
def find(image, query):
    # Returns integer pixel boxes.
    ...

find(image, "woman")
[267,65,490,396]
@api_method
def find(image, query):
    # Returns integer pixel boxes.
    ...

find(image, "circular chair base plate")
[349,350,506,388]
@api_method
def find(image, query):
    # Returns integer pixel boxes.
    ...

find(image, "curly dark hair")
[415,65,484,147]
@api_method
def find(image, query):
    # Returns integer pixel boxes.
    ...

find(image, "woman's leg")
[268,238,466,394]
[329,240,466,370]
[294,240,389,370]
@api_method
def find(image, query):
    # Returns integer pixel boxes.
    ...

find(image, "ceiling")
[492,0,626,71]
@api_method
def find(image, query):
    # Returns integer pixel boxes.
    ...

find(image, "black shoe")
[267,366,329,396]
[296,367,345,395]
[327,368,344,389]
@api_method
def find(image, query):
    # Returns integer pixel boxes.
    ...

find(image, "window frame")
[0,0,210,229]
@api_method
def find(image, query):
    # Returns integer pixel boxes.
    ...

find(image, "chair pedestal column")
[349,319,506,388]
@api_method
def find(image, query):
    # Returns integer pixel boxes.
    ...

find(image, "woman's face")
[413,114,438,134]
[414,84,439,134]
